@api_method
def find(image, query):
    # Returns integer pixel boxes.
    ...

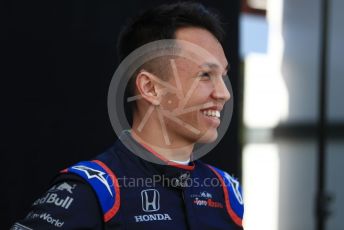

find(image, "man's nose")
[211,77,231,102]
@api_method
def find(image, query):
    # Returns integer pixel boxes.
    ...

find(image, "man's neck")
[130,128,193,162]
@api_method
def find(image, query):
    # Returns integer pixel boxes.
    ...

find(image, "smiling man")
[11,2,244,230]
[130,27,231,160]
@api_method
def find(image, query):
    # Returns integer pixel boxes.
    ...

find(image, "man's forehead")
[199,62,229,72]
[175,27,227,59]
[173,54,228,73]
[172,42,227,72]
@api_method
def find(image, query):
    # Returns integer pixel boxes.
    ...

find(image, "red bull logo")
[33,193,74,209]
[49,182,76,194]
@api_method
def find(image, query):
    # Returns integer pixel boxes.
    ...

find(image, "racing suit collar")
[116,130,196,187]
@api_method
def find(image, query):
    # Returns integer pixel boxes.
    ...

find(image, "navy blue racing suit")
[11,131,244,229]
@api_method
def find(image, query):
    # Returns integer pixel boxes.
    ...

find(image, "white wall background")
[240,0,344,229]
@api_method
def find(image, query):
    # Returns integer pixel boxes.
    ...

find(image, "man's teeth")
[202,110,220,118]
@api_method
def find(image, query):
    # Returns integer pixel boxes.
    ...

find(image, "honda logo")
[141,189,160,212]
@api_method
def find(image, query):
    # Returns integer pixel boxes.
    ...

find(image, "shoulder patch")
[207,165,244,227]
[62,160,120,222]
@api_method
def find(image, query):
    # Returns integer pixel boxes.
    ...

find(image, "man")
[11,2,244,230]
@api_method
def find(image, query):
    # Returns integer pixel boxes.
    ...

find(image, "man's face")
[156,27,231,146]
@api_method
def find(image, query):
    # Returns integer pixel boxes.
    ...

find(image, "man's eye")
[199,72,211,80]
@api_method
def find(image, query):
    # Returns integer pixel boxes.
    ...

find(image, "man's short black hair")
[117,2,225,62]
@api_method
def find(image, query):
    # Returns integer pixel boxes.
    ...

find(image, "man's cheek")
[183,111,204,133]
[159,92,180,112]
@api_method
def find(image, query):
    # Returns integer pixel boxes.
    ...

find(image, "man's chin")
[196,129,218,144]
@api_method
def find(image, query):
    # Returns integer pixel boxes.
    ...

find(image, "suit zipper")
[181,188,191,230]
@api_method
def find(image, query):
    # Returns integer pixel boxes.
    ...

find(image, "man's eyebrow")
[199,62,230,73]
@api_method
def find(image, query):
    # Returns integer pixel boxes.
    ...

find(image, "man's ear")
[135,71,161,106]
